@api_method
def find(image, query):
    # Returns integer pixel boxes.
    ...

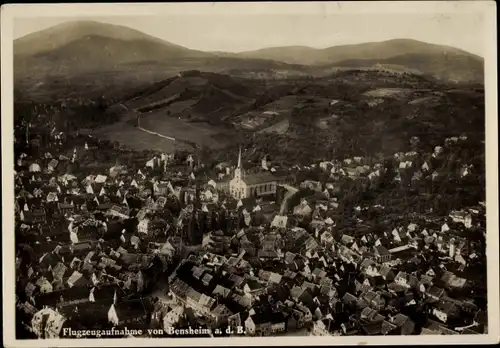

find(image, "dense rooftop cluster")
[14,114,486,339]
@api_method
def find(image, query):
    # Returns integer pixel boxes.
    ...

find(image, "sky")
[13,8,486,56]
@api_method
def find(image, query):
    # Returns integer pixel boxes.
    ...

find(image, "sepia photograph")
[1,2,498,347]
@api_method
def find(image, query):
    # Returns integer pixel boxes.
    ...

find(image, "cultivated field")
[363,88,415,98]
[258,118,290,134]
[140,110,232,149]
[94,121,187,152]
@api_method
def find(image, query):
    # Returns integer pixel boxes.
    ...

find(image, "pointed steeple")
[234,147,243,182]
[237,147,242,169]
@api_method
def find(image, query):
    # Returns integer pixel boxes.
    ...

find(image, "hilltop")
[236,39,484,83]
[14,20,212,79]
[14,21,484,104]
[13,20,305,102]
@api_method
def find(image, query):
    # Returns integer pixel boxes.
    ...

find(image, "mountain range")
[14,20,484,87]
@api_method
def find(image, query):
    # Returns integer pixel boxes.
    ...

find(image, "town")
[14,111,487,339]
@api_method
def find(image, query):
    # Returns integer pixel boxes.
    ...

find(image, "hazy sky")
[13,11,486,56]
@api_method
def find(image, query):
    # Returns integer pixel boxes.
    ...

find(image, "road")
[279,184,299,215]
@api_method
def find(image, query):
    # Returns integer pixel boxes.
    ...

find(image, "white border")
[1,2,498,347]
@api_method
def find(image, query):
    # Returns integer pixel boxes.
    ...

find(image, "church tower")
[234,147,242,181]
[230,147,247,199]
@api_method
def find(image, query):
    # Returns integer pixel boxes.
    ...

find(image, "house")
[432,299,460,323]
[213,177,231,193]
[362,291,385,311]
[426,286,445,301]
[394,271,418,289]
[227,313,242,329]
[360,306,385,323]
[29,162,42,173]
[48,159,59,171]
[342,292,359,307]
[449,211,473,229]
[51,262,68,281]
[311,268,327,281]
[292,303,313,328]
[35,276,53,294]
[66,271,90,288]
[361,320,397,335]
[162,305,184,330]
[155,182,173,196]
[293,200,313,219]
[422,319,459,335]
[387,314,415,335]
[32,209,47,223]
[31,307,67,338]
[107,205,130,220]
[212,285,232,299]
[258,270,282,284]
[379,265,395,281]
[209,304,233,326]
[373,245,391,263]
[441,271,467,289]
[138,219,167,235]
[244,312,286,336]
[185,289,216,317]
[243,279,268,297]
[108,297,153,327]
[229,148,285,199]
[311,318,337,336]
[360,259,380,277]
[57,202,74,215]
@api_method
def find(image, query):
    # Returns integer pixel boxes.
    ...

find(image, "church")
[229,148,286,200]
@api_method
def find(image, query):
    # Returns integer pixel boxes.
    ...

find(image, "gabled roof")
[242,172,280,185]
[250,311,286,325]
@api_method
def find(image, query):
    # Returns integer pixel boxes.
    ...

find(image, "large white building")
[229,148,286,200]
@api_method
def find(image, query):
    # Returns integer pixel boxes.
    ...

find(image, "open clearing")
[139,110,231,149]
[363,88,415,98]
[94,121,189,153]
[258,118,290,134]
[409,96,440,105]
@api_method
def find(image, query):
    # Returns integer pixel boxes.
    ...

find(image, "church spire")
[234,147,242,182]
[237,147,242,169]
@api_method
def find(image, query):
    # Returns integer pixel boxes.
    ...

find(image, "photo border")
[2,2,498,347]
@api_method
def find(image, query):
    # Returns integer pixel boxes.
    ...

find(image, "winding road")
[121,103,201,150]
[279,184,299,215]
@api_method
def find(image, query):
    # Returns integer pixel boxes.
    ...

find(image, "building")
[373,245,391,263]
[31,308,67,338]
[107,205,130,220]
[48,159,59,172]
[244,312,286,336]
[137,219,167,235]
[312,318,336,336]
[32,209,47,224]
[229,148,286,200]
[449,211,473,229]
[57,202,74,215]
[432,300,460,323]
[107,298,153,327]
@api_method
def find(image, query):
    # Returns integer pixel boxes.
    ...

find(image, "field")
[94,105,235,152]
[93,121,188,152]
[408,96,440,105]
[258,119,290,134]
[140,110,232,149]
[363,88,416,98]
